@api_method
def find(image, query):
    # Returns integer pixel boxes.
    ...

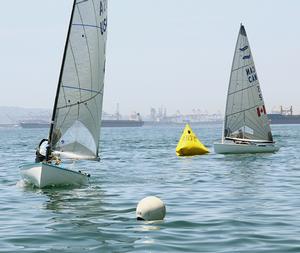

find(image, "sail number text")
[245,66,257,83]
[245,66,262,100]
[257,86,263,100]
[100,18,107,35]
[99,0,107,35]
[99,0,107,16]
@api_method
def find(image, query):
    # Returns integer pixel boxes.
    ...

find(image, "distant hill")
[0,106,51,124]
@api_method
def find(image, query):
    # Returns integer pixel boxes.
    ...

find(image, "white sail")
[49,0,108,160]
[223,24,273,142]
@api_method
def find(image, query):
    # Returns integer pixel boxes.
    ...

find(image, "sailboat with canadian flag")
[214,24,279,154]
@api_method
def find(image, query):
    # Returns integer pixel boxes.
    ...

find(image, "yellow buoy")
[176,124,209,156]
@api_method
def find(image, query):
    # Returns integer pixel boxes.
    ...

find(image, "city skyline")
[1,0,300,115]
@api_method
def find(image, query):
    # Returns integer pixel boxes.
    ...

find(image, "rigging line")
[226,104,261,117]
[57,91,102,110]
[229,38,246,116]
[232,63,251,72]
[68,42,82,101]
[61,80,69,110]
[76,4,94,97]
[73,23,101,29]
[240,80,244,127]
[77,100,80,129]
[247,80,251,121]
[62,85,99,93]
[85,102,99,141]
[54,106,72,146]
[76,0,89,5]
[233,71,245,129]
[91,0,98,27]
[71,6,84,102]
[228,72,237,118]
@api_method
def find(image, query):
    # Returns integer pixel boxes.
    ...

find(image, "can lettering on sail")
[245,66,257,83]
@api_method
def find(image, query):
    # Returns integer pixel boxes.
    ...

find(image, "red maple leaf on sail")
[257,105,266,117]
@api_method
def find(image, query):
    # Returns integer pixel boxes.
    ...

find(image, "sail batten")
[232,64,252,72]
[73,24,103,29]
[49,0,108,160]
[228,84,256,96]
[61,85,102,94]
[223,24,273,142]
[226,104,262,117]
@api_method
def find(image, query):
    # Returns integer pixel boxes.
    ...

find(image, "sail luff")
[48,0,77,148]
[222,24,243,143]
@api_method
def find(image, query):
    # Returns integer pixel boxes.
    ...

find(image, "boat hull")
[214,142,279,154]
[19,162,89,188]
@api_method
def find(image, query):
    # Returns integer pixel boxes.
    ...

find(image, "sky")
[0,0,299,116]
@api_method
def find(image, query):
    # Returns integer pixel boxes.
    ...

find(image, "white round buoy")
[136,196,166,221]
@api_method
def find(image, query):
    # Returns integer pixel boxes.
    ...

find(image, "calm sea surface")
[1,123,300,252]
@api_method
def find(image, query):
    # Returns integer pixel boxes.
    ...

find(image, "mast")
[47,0,77,156]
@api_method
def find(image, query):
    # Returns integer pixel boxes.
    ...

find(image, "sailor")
[35,139,48,163]
[53,154,61,165]
[44,145,61,165]
[237,129,243,139]
[35,149,45,163]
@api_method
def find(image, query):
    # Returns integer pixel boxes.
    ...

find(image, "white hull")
[214,142,279,154]
[20,162,89,188]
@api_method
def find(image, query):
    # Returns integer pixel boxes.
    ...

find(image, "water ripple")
[1,125,300,252]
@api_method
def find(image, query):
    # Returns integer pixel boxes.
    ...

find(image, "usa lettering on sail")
[99,0,107,16]
[99,0,108,35]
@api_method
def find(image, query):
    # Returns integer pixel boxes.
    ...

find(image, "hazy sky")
[0,0,299,116]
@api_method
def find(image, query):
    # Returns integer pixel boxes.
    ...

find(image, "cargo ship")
[268,106,300,124]
[101,119,144,127]
[268,114,300,124]
[20,119,144,128]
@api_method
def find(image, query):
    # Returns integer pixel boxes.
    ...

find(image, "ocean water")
[1,123,300,252]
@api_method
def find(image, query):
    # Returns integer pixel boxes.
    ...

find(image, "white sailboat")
[214,24,279,154]
[20,0,108,188]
